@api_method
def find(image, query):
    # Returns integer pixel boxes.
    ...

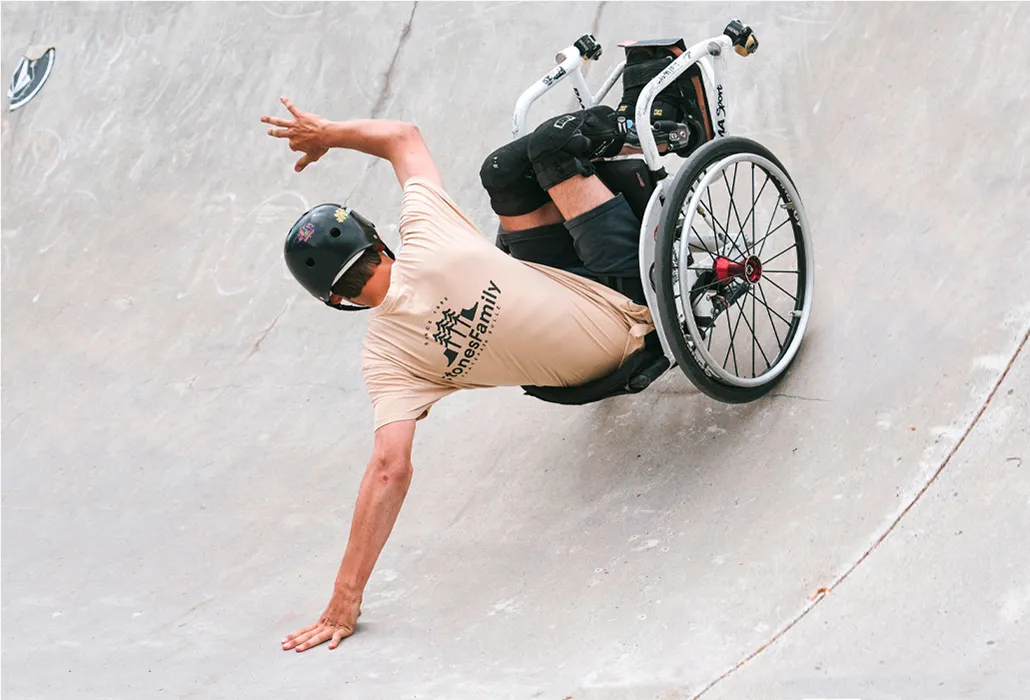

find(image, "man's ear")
[376,243,396,261]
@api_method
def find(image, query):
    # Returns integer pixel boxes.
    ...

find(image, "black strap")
[521,335,670,406]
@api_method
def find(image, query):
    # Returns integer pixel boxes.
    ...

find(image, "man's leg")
[526,107,646,304]
[479,135,585,271]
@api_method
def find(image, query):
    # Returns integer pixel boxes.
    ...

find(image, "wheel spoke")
[755,284,783,352]
[762,243,798,266]
[691,274,744,295]
[758,190,783,255]
[751,217,792,256]
[689,222,718,260]
[701,186,748,261]
[687,187,721,260]
[723,164,746,243]
[761,269,799,274]
[759,195,793,257]
[751,165,758,253]
[736,171,770,252]
[733,296,770,371]
[751,284,756,377]
[727,170,770,258]
[753,284,794,328]
[723,298,745,370]
[762,274,798,302]
[724,303,740,376]
[699,196,731,242]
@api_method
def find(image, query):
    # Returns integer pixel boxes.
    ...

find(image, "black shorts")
[496,193,641,279]
[480,129,646,303]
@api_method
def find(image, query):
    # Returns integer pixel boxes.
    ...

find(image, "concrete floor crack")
[247,298,294,360]
[347,2,418,202]
[370,2,418,119]
[690,324,1030,699]
[769,393,830,403]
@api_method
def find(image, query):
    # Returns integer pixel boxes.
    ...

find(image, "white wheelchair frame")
[510,29,751,363]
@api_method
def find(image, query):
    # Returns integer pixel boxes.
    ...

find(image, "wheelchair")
[511,19,815,405]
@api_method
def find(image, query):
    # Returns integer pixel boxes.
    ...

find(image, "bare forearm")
[320,119,417,162]
[331,457,412,602]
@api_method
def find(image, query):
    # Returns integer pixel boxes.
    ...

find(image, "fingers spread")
[262,116,293,128]
[295,150,324,172]
[281,96,301,117]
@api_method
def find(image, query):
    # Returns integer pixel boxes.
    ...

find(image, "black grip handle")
[575,34,603,61]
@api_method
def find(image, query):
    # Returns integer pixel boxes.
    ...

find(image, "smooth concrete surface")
[2,3,1028,699]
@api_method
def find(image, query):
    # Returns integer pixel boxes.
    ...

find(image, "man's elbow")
[392,122,424,152]
[398,122,422,141]
[371,455,413,488]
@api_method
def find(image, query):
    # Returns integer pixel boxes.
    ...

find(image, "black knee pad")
[479,135,551,217]
[527,105,627,191]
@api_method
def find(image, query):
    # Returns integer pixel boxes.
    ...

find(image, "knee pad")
[527,105,627,191]
[479,135,551,217]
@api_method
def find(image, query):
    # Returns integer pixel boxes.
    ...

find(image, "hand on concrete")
[261,96,330,172]
[281,595,362,652]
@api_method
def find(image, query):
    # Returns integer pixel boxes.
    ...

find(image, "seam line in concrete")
[347,2,418,205]
[370,2,418,119]
[247,296,294,359]
[692,324,1030,699]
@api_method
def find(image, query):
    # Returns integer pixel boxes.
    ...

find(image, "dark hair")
[331,247,382,299]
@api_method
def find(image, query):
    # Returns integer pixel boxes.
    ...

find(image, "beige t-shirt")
[362,177,654,430]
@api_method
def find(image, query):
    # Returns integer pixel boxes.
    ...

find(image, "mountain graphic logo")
[432,303,478,366]
[425,280,501,380]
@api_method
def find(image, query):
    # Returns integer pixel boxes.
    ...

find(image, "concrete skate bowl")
[2,3,1028,699]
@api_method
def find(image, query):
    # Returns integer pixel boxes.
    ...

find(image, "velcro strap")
[621,58,673,89]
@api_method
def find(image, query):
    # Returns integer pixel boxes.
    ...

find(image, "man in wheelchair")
[259,40,703,652]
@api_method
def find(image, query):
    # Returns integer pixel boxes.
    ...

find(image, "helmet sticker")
[334,208,350,223]
[297,222,315,242]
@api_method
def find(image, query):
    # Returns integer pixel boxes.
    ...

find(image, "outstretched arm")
[261,96,442,188]
[282,419,416,652]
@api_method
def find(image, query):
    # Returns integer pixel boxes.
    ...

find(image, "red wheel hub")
[714,255,763,284]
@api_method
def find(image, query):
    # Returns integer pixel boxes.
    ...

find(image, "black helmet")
[283,204,395,311]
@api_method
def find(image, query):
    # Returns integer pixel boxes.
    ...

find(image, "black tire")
[654,136,811,403]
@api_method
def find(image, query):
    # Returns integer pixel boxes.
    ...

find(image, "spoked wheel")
[654,137,814,403]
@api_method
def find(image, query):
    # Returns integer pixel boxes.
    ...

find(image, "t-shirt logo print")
[427,280,502,381]
[433,303,478,367]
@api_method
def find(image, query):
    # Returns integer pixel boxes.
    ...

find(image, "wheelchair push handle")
[573,34,603,61]
[513,34,606,138]
[554,33,604,65]
[723,19,759,56]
